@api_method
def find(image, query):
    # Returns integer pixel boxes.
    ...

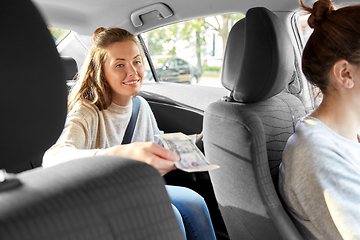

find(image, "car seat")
[62,56,78,81]
[0,0,184,239]
[61,56,78,91]
[203,7,305,240]
[0,156,185,240]
[0,0,67,173]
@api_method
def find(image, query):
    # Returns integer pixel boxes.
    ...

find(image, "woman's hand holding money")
[95,142,179,176]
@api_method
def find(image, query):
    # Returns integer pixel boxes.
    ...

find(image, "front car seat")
[0,0,67,173]
[203,7,305,240]
[0,0,184,239]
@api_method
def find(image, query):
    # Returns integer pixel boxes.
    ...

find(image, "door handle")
[131,3,173,27]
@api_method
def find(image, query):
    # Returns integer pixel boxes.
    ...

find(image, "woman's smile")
[104,40,144,106]
[123,79,140,86]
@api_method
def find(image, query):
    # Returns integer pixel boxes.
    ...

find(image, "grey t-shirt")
[279,116,360,240]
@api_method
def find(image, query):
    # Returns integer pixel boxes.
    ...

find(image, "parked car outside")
[144,56,201,84]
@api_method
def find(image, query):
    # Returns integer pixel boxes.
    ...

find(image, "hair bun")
[301,0,336,28]
[93,27,107,41]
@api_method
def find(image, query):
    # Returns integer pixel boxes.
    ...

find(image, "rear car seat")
[61,56,78,91]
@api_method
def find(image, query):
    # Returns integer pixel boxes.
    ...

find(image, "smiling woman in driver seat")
[43,27,216,240]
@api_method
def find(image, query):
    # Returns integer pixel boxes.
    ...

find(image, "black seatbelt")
[121,97,141,144]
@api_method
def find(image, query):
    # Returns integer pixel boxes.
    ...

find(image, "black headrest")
[222,7,294,103]
[0,0,67,173]
[61,56,78,80]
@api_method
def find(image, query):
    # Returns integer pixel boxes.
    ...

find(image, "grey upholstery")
[61,56,78,81]
[0,156,184,240]
[203,7,305,240]
[0,0,67,173]
[0,0,184,239]
[61,56,78,91]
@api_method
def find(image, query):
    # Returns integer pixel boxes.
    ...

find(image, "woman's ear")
[333,60,355,89]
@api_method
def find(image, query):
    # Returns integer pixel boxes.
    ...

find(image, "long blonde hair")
[68,27,142,112]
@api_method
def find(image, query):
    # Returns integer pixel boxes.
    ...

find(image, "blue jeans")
[166,185,217,240]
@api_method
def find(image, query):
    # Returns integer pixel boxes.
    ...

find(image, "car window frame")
[138,35,160,82]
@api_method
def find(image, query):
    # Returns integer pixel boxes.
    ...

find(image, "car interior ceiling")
[33,0,305,37]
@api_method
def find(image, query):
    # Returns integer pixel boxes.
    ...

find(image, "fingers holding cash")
[96,142,179,176]
[96,133,219,174]
[142,142,180,175]
[156,132,220,173]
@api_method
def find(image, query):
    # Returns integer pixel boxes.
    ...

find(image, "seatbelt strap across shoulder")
[121,96,141,144]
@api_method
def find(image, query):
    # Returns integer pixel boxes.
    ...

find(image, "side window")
[298,14,313,47]
[178,59,189,69]
[168,59,177,69]
[141,14,244,86]
[48,27,70,45]
[177,59,185,66]
[297,13,322,106]
[54,30,92,70]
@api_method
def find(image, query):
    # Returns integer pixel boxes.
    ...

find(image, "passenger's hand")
[95,142,179,176]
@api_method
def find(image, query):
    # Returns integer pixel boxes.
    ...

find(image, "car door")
[160,58,180,82]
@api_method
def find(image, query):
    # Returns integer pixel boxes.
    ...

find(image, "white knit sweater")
[43,96,163,167]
